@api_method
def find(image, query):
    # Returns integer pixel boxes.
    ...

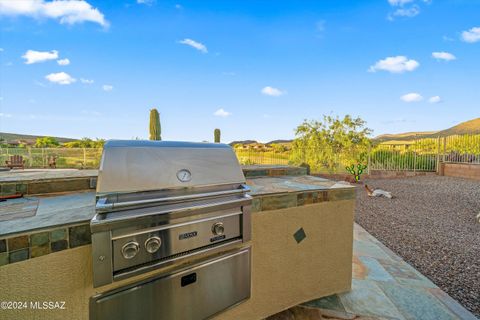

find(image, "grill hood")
[96,140,246,195]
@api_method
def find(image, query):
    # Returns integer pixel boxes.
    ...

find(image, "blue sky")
[0,0,480,142]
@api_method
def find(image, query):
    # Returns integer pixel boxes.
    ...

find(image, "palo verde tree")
[64,138,105,148]
[149,108,161,141]
[214,128,221,143]
[35,137,60,148]
[290,115,372,173]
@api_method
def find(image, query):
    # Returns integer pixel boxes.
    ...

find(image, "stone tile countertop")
[247,175,353,195]
[0,175,354,237]
[0,191,95,237]
[0,169,98,183]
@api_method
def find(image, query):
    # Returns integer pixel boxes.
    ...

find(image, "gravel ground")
[355,176,480,318]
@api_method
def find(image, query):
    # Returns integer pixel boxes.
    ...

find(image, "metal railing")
[368,138,439,172]
[442,134,480,164]
[235,134,480,173]
[234,149,290,166]
[1,134,479,172]
[0,147,102,169]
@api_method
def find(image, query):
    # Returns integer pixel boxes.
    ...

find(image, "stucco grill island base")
[0,166,355,320]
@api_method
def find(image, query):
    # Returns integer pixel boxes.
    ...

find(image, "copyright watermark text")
[1,301,66,310]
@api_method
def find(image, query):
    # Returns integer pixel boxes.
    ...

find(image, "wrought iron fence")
[234,149,290,166]
[0,147,102,169]
[442,134,480,164]
[1,134,479,172]
[368,138,439,172]
[235,135,480,173]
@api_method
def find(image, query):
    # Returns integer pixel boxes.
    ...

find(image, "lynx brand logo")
[179,231,198,240]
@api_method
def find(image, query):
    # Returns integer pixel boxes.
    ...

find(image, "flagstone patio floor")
[268,224,478,320]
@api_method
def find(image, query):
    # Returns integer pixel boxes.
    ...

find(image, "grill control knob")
[212,222,225,236]
[121,241,139,259]
[145,237,162,254]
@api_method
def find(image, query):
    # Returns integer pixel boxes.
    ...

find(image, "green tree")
[214,128,221,143]
[149,109,161,141]
[64,138,105,148]
[290,115,372,173]
[270,143,286,153]
[35,137,59,148]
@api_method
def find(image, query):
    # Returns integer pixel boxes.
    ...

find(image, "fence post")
[367,146,371,175]
[83,148,87,169]
[413,136,417,173]
[443,137,446,163]
[436,136,440,174]
[28,147,33,168]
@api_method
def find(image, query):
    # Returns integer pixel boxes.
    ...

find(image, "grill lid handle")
[96,185,250,213]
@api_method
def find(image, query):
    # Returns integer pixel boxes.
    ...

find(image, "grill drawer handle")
[181,273,197,287]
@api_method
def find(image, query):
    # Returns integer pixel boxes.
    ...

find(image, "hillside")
[0,132,75,144]
[266,139,293,145]
[228,140,258,146]
[374,131,437,143]
[434,118,480,137]
[375,118,480,142]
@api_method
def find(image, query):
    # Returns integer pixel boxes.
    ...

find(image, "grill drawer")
[90,248,251,320]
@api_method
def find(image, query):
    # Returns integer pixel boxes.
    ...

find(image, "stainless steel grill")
[90,141,251,320]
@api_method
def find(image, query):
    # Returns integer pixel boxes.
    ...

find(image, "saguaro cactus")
[214,128,221,143]
[345,163,368,182]
[149,109,161,140]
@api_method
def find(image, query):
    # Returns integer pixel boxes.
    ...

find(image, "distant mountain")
[0,132,75,144]
[266,139,293,145]
[228,140,258,146]
[434,118,480,136]
[374,118,480,143]
[374,131,437,143]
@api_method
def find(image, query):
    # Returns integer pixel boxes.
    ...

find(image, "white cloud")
[428,96,442,104]
[175,4,183,9]
[392,5,420,17]
[137,0,155,5]
[387,0,430,20]
[57,58,70,65]
[0,0,108,27]
[443,35,454,42]
[461,27,480,43]
[369,56,419,73]
[388,0,414,6]
[80,78,94,84]
[401,92,423,102]
[261,86,285,97]
[102,84,113,91]
[432,52,456,61]
[178,38,207,53]
[22,49,58,64]
[213,108,231,117]
[45,72,76,85]
[0,113,13,118]
[0,48,3,52]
